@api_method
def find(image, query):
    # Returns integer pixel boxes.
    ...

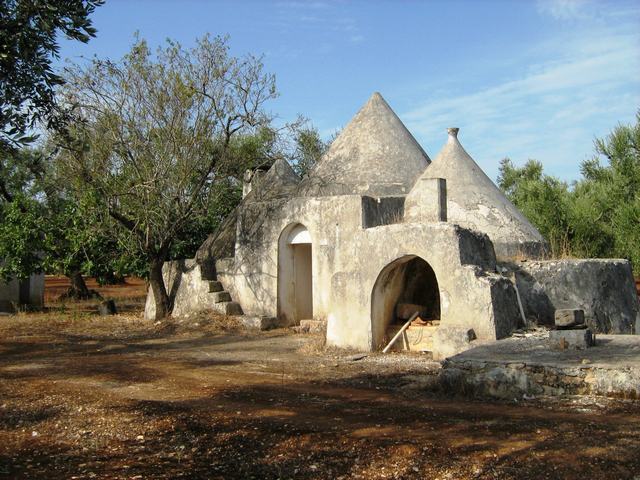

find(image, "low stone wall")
[145,259,212,319]
[509,259,640,334]
[439,334,640,399]
[0,273,44,313]
[440,359,640,399]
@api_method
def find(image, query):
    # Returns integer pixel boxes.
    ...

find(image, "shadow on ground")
[0,319,639,480]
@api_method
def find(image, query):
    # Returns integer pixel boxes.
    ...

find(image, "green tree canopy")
[498,158,571,257]
[498,111,640,273]
[0,0,103,152]
[54,34,280,319]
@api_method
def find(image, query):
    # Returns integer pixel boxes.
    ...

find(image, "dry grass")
[296,333,326,354]
[0,309,151,339]
[43,276,147,303]
[157,310,243,335]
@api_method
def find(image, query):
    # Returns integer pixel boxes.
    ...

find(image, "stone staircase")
[206,279,285,331]
[207,280,244,316]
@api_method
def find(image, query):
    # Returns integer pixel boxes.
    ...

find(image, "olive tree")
[56,35,278,319]
[0,0,103,153]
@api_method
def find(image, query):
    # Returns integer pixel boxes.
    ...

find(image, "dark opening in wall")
[393,257,440,324]
[371,255,440,349]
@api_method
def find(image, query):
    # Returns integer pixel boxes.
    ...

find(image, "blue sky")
[57,0,640,183]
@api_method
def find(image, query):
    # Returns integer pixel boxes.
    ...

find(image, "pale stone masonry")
[0,273,44,313]
[146,93,640,358]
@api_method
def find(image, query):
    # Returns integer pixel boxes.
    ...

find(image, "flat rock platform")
[440,334,640,399]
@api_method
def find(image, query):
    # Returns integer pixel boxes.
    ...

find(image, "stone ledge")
[439,334,640,399]
[440,359,640,399]
[239,316,284,331]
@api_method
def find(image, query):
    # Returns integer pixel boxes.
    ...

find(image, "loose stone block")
[555,309,585,329]
[404,177,447,223]
[549,329,593,350]
[98,300,117,316]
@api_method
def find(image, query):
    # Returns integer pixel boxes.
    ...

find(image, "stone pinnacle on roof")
[408,128,547,259]
[296,92,431,197]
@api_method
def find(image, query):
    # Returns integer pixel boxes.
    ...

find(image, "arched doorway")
[278,223,313,326]
[370,255,440,349]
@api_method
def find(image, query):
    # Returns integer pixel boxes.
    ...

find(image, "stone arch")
[277,223,314,326]
[370,255,440,349]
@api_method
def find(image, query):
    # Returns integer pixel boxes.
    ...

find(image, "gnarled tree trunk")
[149,258,170,320]
[67,271,92,299]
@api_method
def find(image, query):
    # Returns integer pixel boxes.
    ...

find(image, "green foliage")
[0,0,103,152]
[40,190,129,283]
[0,148,47,281]
[291,127,329,177]
[0,147,44,201]
[0,146,136,283]
[56,34,278,259]
[577,112,640,269]
[54,34,282,317]
[498,111,640,273]
[0,193,44,281]
[498,158,571,257]
[168,177,242,261]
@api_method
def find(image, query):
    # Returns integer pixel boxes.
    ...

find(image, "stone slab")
[240,316,281,330]
[440,334,640,398]
[550,328,593,350]
[446,334,640,369]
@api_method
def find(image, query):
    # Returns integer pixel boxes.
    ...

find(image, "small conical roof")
[196,158,300,261]
[297,92,430,197]
[411,128,546,259]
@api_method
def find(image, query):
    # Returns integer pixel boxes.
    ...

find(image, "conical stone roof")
[409,128,547,260]
[297,92,430,197]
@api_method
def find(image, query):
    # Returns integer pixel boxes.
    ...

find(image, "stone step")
[240,316,283,331]
[212,291,231,303]
[208,281,223,293]
[296,319,327,334]
[212,301,243,316]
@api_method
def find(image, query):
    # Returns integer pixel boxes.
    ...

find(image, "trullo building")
[146,93,639,357]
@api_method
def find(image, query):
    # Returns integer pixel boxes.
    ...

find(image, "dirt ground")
[1,281,639,479]
[43,276,148,305]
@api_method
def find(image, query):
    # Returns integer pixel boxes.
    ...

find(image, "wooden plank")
[382,312,419,353]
